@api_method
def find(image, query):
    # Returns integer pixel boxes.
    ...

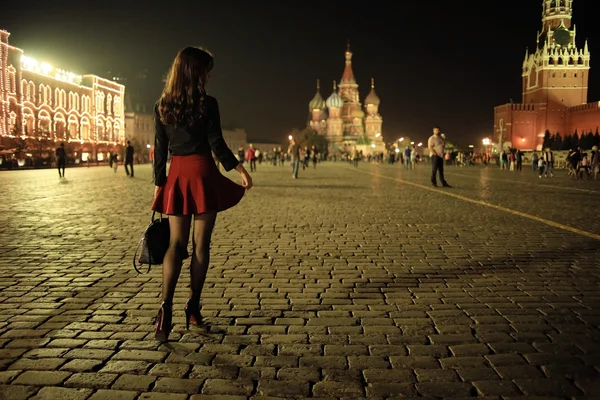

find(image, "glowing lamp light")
[288,135,293,141]
[371,143,376,148]
[398,137,404,142]
[375,133,381,138]
[417,142,423,147]
[521,137,526,142]
[146,144,151,149]
[410,141,414,145]
[395,148,400,153]
[468,145,474,148]
[482,138,491,145]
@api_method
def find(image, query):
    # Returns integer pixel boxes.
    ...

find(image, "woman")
[151,47,253,341]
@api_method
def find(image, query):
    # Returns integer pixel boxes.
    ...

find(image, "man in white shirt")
[428,126,451,187]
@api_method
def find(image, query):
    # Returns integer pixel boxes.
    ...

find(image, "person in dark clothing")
[516,150,523,171]
[55,143,67,178]
[125,141,134,177]
[428,127,451,188]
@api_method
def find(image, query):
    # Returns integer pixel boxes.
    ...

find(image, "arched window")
[113,96,121,116]
[54,113,66,140]
[7,66,16,94]
[22,108,35,136]
[68,115,79,140]
[558,57,563,65]
[548,57,554,65]
[568,58,574,65]
[96,92,105,113]
[38,110,51,139]
[46,85,52,105]
[28,82,35,103]
[107,94,113,114]
[113,121,121,143]
[81,117,90,141]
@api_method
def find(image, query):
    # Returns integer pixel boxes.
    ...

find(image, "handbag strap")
[132,237,151,274]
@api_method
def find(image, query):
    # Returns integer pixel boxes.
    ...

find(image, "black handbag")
[133,211,170,274]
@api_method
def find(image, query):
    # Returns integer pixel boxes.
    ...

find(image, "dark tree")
[561,133,571,150]
[542,130,552,149]
[551,132,562,150]
[594,131,600,148]
[583,132,595,149]
[572,132,580,147]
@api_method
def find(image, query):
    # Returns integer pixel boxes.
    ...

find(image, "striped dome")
[309,91,326,111]
[326,81,344,109]
[308,79,326,111]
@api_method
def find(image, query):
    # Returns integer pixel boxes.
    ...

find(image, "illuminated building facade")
[307,45,384,154]
[0,29,125,162]
[493,0,599,151]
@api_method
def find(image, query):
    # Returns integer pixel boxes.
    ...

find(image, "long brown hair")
[158,47,214,126]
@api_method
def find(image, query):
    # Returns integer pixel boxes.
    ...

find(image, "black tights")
[161,212,217,305]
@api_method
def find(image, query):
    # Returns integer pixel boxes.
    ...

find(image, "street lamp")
[398,137,404,142]
[146,144,151,149]
[417,142,422,147]
[288,135,293,141]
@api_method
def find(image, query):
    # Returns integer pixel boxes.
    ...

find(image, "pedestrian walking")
[246,144,257,172]
[125,141,134,177]
[288,137,300,179]
[428,127,451,187]
[55,142,67,179]
[151,46,253,342]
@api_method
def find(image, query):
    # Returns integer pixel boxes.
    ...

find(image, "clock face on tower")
[553,28,571,46]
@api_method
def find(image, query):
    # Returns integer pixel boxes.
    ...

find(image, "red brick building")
[0,29,125,163]
[494,0,599,151]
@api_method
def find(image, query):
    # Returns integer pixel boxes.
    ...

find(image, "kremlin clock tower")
[493,0,599,151]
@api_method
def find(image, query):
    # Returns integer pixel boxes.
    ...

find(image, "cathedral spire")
[542,0,573,31]
[341,43,355,82]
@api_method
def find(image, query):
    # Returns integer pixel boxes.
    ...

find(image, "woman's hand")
[235,164,253,190]
[154,186,161,199]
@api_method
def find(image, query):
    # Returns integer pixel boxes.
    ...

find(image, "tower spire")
[316,79,320,90]
[333,80,337,90]
[371,78,375,88]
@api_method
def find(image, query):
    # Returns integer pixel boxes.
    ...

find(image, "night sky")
[1,0,598,146]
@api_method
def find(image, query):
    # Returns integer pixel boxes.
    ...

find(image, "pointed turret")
[341,43,355,83]
[584,39,589,55]
[365,78,380,106]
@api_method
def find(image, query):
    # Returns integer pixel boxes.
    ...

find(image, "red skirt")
[151,154,245,216]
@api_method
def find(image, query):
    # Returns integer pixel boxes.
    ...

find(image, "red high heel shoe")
[184,299,204,329]
[154,302,172,342]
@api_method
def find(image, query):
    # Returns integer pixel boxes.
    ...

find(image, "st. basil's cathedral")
[307,45,384,153]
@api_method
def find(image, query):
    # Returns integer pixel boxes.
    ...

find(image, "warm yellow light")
[417,142,422,147]
[395,148,400,153]
[521,137,526,142]
[288,135,293,140]
[375,133,381,138]
[398,137,404,142]
[482,138,491,145]
[146,144,151,149]
[468,145,474,148]
[371,144,376,148]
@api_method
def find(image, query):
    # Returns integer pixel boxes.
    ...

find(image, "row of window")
[6,111,121,142]
[7,77,122,115]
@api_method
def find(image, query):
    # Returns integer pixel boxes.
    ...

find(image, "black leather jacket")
[153,96,239,186]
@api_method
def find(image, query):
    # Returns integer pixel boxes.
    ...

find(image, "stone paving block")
[415,382,474,397]
[201,379,254,396]
[12,371,71,386]
[112,373,156,391]
[148,363,190,378]
[88,389,138,400]
[473,380,522,396]
[138,394,188,400]
[362,368,415,383]
[513,378,583,397]
[0,370,21,384]
[8,358,66,371]
[365,382,417,398]
[64,373,118,389]
[153,377,203,393]
[312,381,364,397]
[0,384,39,400]
[29,386,93,400]
[99,360,151,374]
[256,379,310,397]
[276,367,320,382]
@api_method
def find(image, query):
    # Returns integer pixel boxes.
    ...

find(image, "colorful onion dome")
[308,79,326,111]
[326,81,344,109]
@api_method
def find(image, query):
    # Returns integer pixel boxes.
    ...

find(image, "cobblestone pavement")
[0,162,599,400]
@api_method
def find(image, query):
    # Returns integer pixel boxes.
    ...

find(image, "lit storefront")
[0,29,125,167]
